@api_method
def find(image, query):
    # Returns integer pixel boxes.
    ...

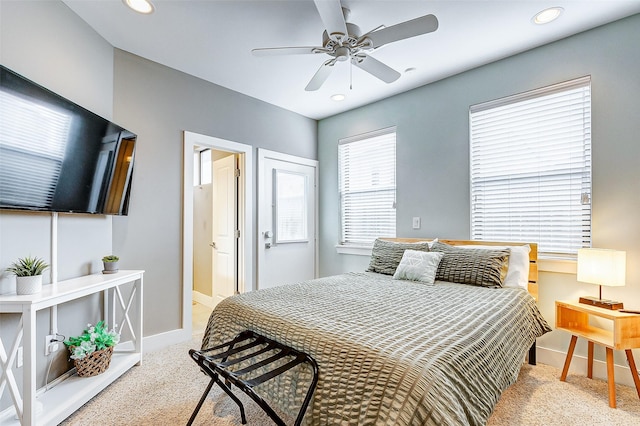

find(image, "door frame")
[183,131,253,335]
[257,148,319,289]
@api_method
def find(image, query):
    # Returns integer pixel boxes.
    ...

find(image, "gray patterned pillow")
[430,241,510,288]
[367,239,431,275]
[393,250,444,284]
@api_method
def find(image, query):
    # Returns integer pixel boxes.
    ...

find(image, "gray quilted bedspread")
[201,272,551,425]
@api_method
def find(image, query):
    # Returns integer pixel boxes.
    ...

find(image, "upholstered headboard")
[382,238,539,301]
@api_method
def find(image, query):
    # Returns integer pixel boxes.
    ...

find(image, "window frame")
[469,76,592,258]
[273,169,309,244]
[336,127,397,253]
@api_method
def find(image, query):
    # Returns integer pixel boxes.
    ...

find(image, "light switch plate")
[412,217,421,229]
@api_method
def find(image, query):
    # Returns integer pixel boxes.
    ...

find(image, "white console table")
[0,270,144,425]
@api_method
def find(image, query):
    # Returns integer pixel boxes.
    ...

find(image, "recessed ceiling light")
[331,94,346,102]
[533,7,563,25]
[123,0,155,14]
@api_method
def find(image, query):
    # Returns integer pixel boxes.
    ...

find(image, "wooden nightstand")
[556,300,640,408]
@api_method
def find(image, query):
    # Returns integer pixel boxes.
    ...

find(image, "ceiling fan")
[251,0,439,91]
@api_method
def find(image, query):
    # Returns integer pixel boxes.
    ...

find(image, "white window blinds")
[0,90,69,208]
[339,127,396,246]
[470,76,591,256]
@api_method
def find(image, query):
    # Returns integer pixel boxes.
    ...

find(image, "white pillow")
[458,244,531,289]
[393,250,444,284]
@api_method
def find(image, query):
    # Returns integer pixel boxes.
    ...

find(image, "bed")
[200,239,551,425]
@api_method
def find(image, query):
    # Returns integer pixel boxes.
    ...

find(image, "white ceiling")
[62,0,640,120]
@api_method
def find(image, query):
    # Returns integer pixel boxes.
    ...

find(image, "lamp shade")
[577,248,626,287]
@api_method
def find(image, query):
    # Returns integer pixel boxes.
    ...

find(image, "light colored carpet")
[61,334,281,426]
[61,336,640,425]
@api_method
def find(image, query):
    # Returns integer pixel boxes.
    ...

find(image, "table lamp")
[577,248,626,310]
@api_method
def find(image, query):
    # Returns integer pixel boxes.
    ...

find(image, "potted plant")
[102,255,119,274]
[5,256,49,295]
[64,321,120,377]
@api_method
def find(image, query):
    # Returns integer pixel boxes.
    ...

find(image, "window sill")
[335,245,373,256]
[538,256,577,274]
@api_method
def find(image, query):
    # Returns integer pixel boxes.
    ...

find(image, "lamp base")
[579,296,624,310]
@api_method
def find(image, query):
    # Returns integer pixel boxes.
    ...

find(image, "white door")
[212,154,237,305]
[258,149,318,290]
[193,180,213,303]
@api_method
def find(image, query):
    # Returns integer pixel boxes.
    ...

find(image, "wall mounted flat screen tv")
[0,65,137,215]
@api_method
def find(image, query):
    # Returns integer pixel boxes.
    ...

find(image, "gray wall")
[4,0,638,404]
[0,0,115,286]
[111,50,317,335]
[0,0,316,406]
[318,14,640,372]
[0,0,116,408]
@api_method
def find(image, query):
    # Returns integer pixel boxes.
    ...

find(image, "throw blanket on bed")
[201,272,551,425]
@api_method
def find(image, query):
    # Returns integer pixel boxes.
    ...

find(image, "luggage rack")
[188,330,319,426]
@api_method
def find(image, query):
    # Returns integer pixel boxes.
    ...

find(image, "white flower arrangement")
[64,321,120,360]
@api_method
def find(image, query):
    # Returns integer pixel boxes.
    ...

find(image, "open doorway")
[182,131,254,338]
[192,149,238,309]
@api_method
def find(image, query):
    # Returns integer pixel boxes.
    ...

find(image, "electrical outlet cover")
[45,334,56,356]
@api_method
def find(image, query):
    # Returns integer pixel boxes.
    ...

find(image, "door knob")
[210,242,217,249]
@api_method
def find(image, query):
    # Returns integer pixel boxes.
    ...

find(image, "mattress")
[201,272,551,425]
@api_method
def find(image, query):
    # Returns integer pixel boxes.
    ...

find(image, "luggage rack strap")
[187,330,319,426]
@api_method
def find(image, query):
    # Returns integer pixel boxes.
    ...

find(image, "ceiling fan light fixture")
[533,7,564,25]
[335,47,350,62]
[331,94,346,102]
[123,0,155,14]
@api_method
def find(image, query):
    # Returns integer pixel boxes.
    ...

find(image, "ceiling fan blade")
[305,60,336,91]
[252,46,327,56]
[359,24,385,41]
[314,0,348,41]
[352,55,400,83]
[362,14,438,49]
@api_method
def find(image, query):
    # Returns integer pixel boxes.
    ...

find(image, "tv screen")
[0,65,137,215]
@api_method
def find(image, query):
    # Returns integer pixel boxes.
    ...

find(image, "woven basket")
[73,346,114,377]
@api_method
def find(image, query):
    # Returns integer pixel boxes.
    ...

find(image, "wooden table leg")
[560,335,578,381]
[606,347,616,408]
[625,349,640,399]
[587,341,594,379]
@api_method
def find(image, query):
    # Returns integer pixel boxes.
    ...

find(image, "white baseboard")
[537,345,638,388]
[192,291,215,308]
[143,328,192,354]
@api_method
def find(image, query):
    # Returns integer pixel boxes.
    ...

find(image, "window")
[193,149,211,186]
[470,76,591,256]
[274,170,308,243]
[338,127,396,247]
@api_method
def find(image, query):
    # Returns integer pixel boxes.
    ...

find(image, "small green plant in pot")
[5,256,49,295]
[102,255,119,274]
[64,321,120,377]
